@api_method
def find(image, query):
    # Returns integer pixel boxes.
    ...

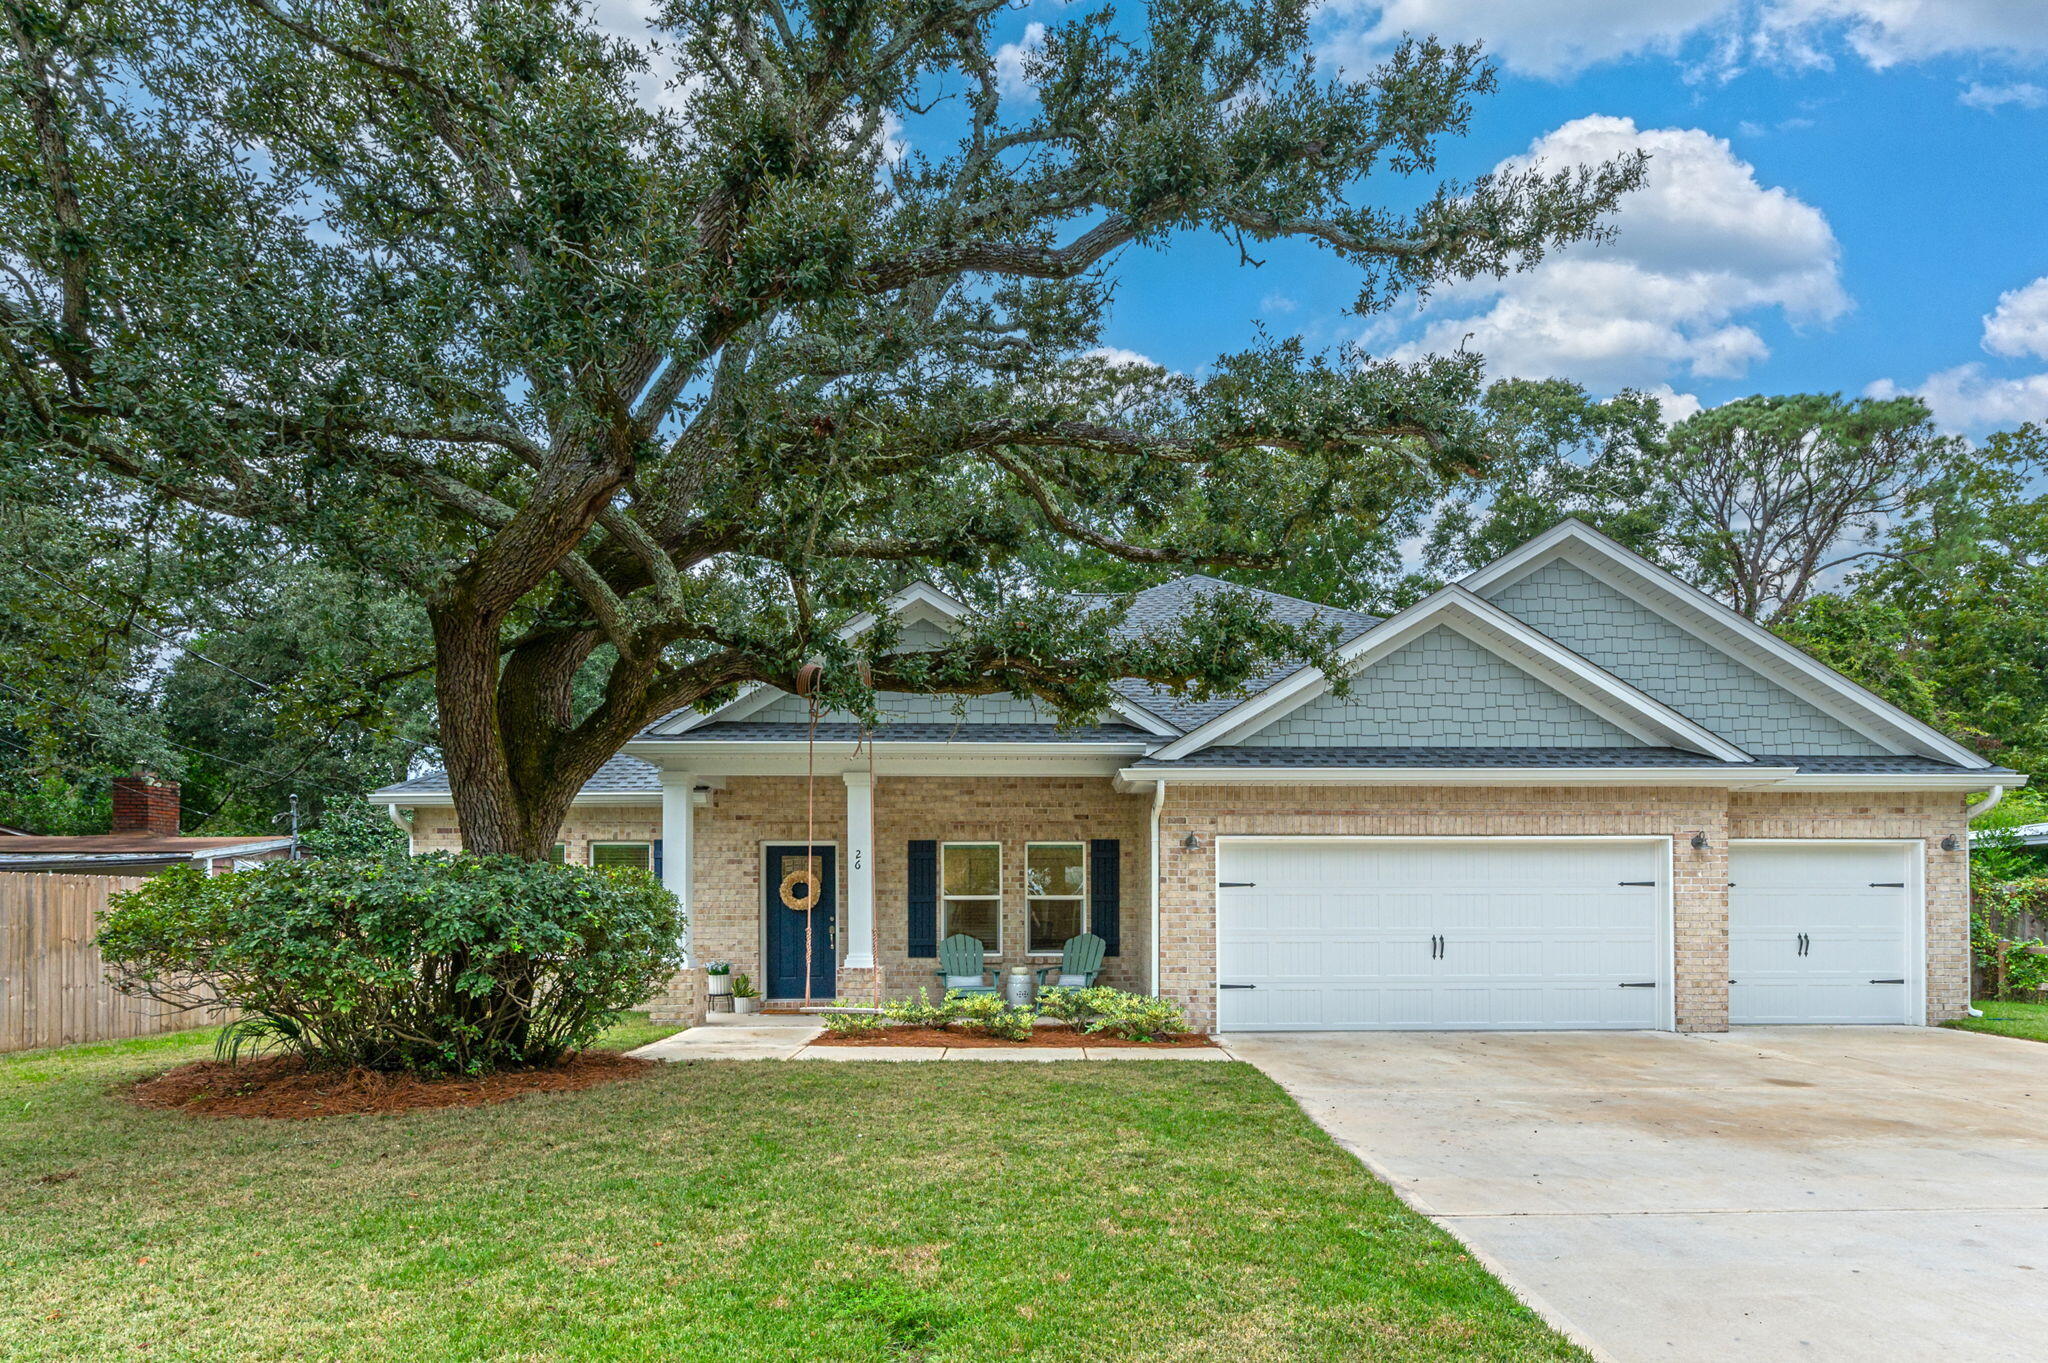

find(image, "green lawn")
[0,1019,1584,1363]
[1944,999,2048,1043]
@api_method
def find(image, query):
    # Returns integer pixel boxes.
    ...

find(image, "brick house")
[369,521,2019,1035]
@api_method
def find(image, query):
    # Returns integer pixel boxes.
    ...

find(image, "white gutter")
[1965,786,2006,821]
[385,802,414,855]
[1148,779,1166,996]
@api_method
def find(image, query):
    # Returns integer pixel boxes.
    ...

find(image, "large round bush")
[98,854,685,1074]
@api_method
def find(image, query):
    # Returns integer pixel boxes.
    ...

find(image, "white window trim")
[940,840,1003,957]
[589,840,653,870]
[1024,840,1088,956]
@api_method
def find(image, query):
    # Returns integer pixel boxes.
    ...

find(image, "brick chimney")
[111,771,182,837]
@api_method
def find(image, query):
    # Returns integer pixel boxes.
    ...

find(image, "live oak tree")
[1,0,1643,858]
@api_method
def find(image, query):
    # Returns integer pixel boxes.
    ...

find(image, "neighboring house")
[0,775,296,875]
[1971,822,2048,849]
[369,521,2020,1034]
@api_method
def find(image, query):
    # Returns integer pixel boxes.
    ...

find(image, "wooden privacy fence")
[0,872,225,1053]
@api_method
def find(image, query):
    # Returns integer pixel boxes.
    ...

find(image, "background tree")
[1,0,1644,857]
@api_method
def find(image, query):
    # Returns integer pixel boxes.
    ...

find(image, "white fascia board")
[1760,773,2025,792]
[1460,519,1990,770]
[1119,765,1800,787]
[1147,583,1751,763]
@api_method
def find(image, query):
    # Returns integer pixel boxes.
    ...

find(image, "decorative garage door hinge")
[1218,881,1256,887]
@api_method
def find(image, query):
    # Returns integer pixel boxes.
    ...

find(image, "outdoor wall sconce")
[1690,831,1710,850]
[1183,832,1202,850]
[1941,835,1960,851]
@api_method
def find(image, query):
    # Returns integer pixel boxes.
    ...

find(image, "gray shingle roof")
[1104,576,1381,732]
[372,753,662,801]
[671,722,1149,743]
[1749,754,2018,776]
[1132,745,1747,769]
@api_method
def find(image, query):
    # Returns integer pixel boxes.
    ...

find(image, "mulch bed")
[124,1051,655,1120]
[812,1024,1216,1049]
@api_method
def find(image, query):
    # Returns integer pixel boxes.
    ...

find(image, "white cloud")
[1959,80,2048,110]
[1258,292,1299,315]
[1645,384,1706,423]
[1982,277,2048,360]
[1867,367,2048,431]
[1762,2,2048,71]
[1384,116,1846,390]
[1319,2,2048,79]
[1869,274,2048,432]
[995,22,1047,103]
[1319,0,1737,78]
[1082,345,1160,369]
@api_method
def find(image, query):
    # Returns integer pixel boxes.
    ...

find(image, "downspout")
[384,803,415,856]
[1148,779,1166,997]
[1961,786,2005,1018]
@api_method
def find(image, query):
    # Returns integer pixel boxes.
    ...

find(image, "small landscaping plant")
[950,992,1037,1040]
[703,960,732,977]
[818,1005,887,1035]
[1033,985,1090,1023]
[1074,988,1192,1041]
[97,854,684,1075]
[728,972,760,998]
[881,987,960,1029]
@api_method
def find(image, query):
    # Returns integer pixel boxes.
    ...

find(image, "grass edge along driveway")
[1945,998,2048,1044]
[0,1021,1585,1362]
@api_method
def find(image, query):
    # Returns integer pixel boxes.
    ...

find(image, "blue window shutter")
[1090,838,1121,957]
[907,840,938,958]
[652,839,664,879]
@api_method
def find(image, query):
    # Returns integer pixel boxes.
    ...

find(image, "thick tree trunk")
[430,607,608,859]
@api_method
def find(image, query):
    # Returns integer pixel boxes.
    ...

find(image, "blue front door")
[764,844,837,1000]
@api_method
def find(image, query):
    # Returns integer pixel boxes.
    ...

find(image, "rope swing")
[782,660,885,1012]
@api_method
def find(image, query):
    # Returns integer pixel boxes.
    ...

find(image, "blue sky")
[593,2,2048,436]
[1016,1,2048,436]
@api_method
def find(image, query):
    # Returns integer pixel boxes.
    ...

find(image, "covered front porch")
[635,734,1158,1017]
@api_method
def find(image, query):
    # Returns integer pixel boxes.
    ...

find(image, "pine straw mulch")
[812,1024,1216,1049]
[124,1051,656,1120]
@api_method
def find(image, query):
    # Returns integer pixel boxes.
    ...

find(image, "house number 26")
[853,850,864,870]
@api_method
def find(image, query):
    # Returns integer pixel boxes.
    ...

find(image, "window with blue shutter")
[1089,839,1120,957]
[907,839,938,958]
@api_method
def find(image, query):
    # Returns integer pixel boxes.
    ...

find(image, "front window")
[941,842,1002,954]
[1026,843,1086,954]
[591,842,652,871]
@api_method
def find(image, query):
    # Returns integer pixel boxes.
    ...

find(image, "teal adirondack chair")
[933,934,1001,996]
[1034,933,1106,990]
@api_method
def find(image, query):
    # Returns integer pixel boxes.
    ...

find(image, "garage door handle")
[1869,882,1905,888]
[1617,982,1658,988]
[1618,880,1657,886]
[1219,983,1256,990]
[1218,881,1257,888]
[1870,978,1905,984]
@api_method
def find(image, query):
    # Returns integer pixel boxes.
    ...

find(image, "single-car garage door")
[1729,842,1917,1025]
[1216,839,1669,1031]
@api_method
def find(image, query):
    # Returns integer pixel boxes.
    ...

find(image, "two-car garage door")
[1215,838,1919,1031]
[1217,839,1670,1031]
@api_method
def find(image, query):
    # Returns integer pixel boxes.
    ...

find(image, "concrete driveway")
[1228,1027,2048,1363]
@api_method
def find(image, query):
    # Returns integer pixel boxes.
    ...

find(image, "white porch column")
[842,770,876,970]
[659,769,695,963]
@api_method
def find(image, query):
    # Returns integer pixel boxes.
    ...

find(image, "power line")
[18,563,276,692]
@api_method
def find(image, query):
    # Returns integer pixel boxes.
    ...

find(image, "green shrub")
[1034,985,1089,1023]
[1972,877,2048,1000]
[881,987,959,1029]
[1075,988,1191,1042]
[950,992,1036,1040]
[819,1006,887,1035]
[97,854,685,1075]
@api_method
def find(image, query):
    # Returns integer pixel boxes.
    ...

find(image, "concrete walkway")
[628,1013,1231,1061]
[1229,1027,2048,1363]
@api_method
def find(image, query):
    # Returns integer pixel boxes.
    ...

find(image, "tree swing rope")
[787,662,884,1013]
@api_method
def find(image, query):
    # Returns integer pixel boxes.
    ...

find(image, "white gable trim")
[642,580,1180,739]
[1146,585,1754,763]
[1461,520,1988,769]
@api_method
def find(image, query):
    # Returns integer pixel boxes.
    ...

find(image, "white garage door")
[1730,842,1916,1025]
[1216,839,1669,1031]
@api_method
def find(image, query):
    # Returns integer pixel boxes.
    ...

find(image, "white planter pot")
[706,975,731,997]
[733,996,761,1015]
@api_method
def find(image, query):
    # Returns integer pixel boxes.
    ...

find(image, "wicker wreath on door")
[779,860,823,912]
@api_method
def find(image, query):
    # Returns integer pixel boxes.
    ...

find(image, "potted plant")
[704,960,732,997]
[730,972,762,1014]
